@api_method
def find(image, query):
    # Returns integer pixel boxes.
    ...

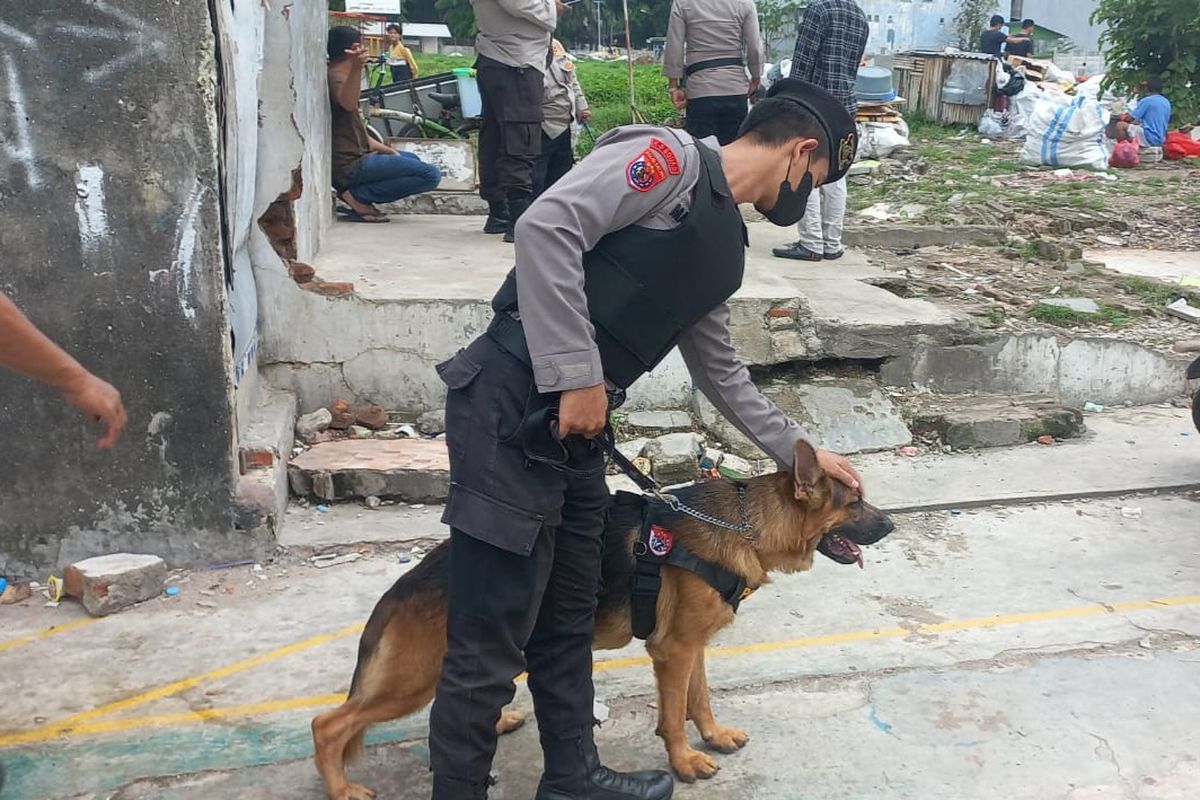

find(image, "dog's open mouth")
[818,532,864,568]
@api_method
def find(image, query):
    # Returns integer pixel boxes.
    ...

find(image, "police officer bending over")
[429,78,863,800]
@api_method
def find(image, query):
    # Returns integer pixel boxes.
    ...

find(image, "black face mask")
[757,152,815,227]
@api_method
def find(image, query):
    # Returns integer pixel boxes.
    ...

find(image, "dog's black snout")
[880,515,895,535]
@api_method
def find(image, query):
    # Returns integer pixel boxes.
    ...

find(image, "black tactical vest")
[491,142,747,389]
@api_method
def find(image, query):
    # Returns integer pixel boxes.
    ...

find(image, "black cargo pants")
[476,55,545,204]
[428,332,609,782]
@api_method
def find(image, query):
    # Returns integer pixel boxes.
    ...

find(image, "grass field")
[409,53,675,153]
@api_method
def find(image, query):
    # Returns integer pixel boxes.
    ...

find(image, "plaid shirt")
[788,0,869,113]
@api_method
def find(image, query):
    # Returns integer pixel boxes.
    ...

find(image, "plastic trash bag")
[1020,95,1110,170]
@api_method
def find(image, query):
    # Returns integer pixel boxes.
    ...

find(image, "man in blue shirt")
[1113,76,1172,147]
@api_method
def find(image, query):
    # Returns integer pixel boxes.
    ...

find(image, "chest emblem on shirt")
[648,524,675,557]
[627,148,668,192]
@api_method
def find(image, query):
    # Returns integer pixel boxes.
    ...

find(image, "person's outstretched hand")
[61,371,127,449]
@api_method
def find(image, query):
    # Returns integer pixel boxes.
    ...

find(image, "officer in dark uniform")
[428,79,864,800]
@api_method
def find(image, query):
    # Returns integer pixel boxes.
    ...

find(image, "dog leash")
[599,430,756,540]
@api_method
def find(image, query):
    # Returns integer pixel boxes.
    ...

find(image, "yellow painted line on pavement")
[2,594,1198,748]
[0,617,98,654]
[0,622,365,748]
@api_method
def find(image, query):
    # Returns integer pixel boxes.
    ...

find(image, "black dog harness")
[616,492,757,641]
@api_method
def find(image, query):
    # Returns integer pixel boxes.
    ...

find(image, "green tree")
[952,0,994,52]
[1092,0,1200,121]
[758,0,802,60]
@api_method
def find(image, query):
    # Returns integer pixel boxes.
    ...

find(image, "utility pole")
[595,0,602,52]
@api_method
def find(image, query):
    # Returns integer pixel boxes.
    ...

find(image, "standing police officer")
[428,79,863,800]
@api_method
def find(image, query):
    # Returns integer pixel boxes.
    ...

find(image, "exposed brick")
[63,554,167,617]
[766,307,795,318]
[303,279,355,297]
[354,403,389,431]
[239,447,275,473]
[328,399,356,430]
[288,261,316,283]
[280,167,304,201]
[258,199,297,261]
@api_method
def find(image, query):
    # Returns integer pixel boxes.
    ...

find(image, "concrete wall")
[993,0,1107,53]
[0,1,243,578]
[253,1,334,379]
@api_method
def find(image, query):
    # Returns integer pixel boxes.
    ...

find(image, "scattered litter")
[411,545,424,555]
[397,424,418,438]
[316,504,330,512]
[0,577,6,595]
[1165,298,1200,325]
[950,509,963,516]
[897,446,920,457]
[593,699,610,724]
[365,495,382,509]
[165,586,181,597]
[208,559,255,571]
[1083,401,1105,413]
[1120,507,1142,520]
[46,575,64,603]
[398,555,412,564]
[1036,435,1055,445]
[311,552,363,568]
[410,504,425,510]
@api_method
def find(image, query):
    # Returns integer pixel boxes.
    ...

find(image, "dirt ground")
[852,127,1200,344]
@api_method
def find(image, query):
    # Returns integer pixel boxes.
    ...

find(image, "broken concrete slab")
[695,377,912,457]
[881,333,1189,407]
[63,554,168,617]
[270,217,977,415]
[288,439,450,503]
[1039,297,1100,314]
[762,378,912,453]
[1166,298,1200,324]
[643,433,703,486]
[841,224,1004,250]
[623,410,693,434]
[295,407,331,439]
[380,190,488,216]
[907,394,1085,450]
[1084,249,1200,284]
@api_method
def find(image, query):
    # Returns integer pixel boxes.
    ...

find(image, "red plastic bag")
[1109,139,1140,168]
[1164,131,1200,160]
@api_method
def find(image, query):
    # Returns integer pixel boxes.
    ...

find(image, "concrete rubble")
[906,394,1086,450]
[642,433,703,486]
[288,438,451,503]
[62,553,168,617]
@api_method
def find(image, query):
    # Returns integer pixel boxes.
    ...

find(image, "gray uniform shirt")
[512,125,812,467]
[472,0,556,71]
[543,50,588,138]
[663,0,763,99]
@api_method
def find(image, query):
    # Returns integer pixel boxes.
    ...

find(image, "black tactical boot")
[502,190,532,243]
[535,728,674,800]
[483,199,509,235]
[431,774,491,800]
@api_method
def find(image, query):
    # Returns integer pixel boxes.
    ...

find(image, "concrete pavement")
[2,468,1199,798]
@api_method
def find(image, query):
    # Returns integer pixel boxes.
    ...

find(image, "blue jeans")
[345,152,441,205]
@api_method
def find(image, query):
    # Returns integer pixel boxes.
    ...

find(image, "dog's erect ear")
[792,439,821,500]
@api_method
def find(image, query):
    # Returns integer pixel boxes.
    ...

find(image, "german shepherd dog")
[312,440,894,800]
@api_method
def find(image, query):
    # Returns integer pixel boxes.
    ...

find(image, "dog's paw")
[496,708,527,735]
[702,725,749,753]
[670,747,720,782]
[336,783,376,800]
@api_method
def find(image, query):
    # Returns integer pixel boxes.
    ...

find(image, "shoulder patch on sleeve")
[626,147,669,192]
[649,137,682,175]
